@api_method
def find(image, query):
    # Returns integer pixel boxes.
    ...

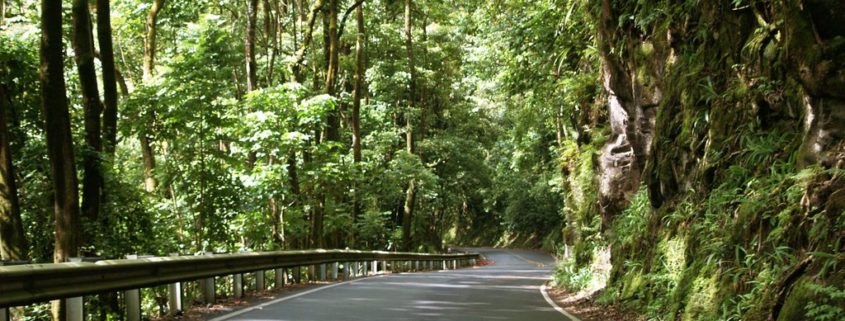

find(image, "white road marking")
[209,275,380,321]
[540,284,582,321]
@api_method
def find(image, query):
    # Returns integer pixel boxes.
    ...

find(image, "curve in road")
[212,248,574,321]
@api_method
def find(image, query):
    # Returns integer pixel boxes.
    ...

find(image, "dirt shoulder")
[548,287,643,321]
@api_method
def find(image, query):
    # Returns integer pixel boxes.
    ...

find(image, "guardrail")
[0,249,479,321]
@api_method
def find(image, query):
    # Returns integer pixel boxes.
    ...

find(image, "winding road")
[213,248,573,321]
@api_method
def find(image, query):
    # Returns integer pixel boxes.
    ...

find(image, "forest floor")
[549,286,644,321]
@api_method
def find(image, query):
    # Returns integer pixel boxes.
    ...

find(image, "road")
[213,248,573,321]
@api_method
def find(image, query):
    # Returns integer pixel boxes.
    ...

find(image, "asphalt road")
[213,248,572,321]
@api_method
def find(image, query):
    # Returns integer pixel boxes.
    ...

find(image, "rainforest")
[0,0,843,320]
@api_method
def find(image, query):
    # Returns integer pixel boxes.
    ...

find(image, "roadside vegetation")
[1,0,843,320]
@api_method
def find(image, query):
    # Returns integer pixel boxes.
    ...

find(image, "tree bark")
[0,86,27,261]
[71,0,104,250]
[246,0,259,167]
[143,0,166,82]
[246,0,258,92]
[98,0,120,156]
[42,10,79,321]
[350,0,365,243]
[291,0,325,81]
[401,0,417,252]
[325,0,339,137]
[41,3,82,321]
[141,0,166,193]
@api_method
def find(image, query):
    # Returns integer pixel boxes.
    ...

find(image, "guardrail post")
[203,277,216,304]
[415,260,420,272]
[293,266,302,284]
[234,274,243,298]
[332,262,339,280]
[64,258,84,321]
[372,260,378,274]
[453,259,457,269]
[362,261,369,276]
[1,308,8,321]
[168,254,183,315]
[275,268,286,288]
[200,253,215,304]
[65,296,83,321]
[256,270,266,291]
[319,263,327,281]
[124,255,143,321]
[344,262,351,279]
[381,260,387,273]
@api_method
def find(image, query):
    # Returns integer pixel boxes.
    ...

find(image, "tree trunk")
[42,1,82,319]
[98,0,120,156]
[72,0,104,246]
[246,0,259,167]
[350,0,365,244]
[246,0,258,92]
[0,0,5,26]
[0,86,27,260]
[141,0,166,193]
[401,0,417,252]
[141,134,156,192]
[291,0,325,80]
[143,0,166,82]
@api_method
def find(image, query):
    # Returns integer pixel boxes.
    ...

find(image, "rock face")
[596,0,664,226]
[588,0,845,320]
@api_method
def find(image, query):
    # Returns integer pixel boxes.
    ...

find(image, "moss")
[620,269,645,300]
[681,273,719,321]
[776,277,814,321]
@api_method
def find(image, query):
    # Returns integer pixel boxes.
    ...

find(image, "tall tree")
[246,0,259,167]
[72,0,104,244]
[291,0,325,80]
[310,0,340,249]
[350,0,365,241]
[0,85,27,261]
[143,0,166,82]
[401,0,417,251]
[40,8,82,321]
[41,0,81,265]
[98,0,120,155]
[141,0,166,193]
[246,0,258,92]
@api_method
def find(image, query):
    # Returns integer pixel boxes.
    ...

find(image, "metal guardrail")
[0,249,479,320]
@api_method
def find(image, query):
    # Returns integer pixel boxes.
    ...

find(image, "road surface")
[213,248,572,321]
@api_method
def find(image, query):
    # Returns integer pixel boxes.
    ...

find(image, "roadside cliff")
[560,1,845,320]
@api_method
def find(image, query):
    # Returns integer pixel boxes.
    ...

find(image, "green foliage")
[553,256,593,292]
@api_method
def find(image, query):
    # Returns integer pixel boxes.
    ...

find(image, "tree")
[141,0,166,193]
[72,0,105,248]
[41,0,81,266]
[0,85,27,261]
[41,0,82,319]
[401,0,417,251]
[143,0,166,82]
[98,0,120,155]
[350,0,365,240]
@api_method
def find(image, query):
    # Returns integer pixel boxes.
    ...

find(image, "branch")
[291,0,326,79]
[338,0,365,40]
